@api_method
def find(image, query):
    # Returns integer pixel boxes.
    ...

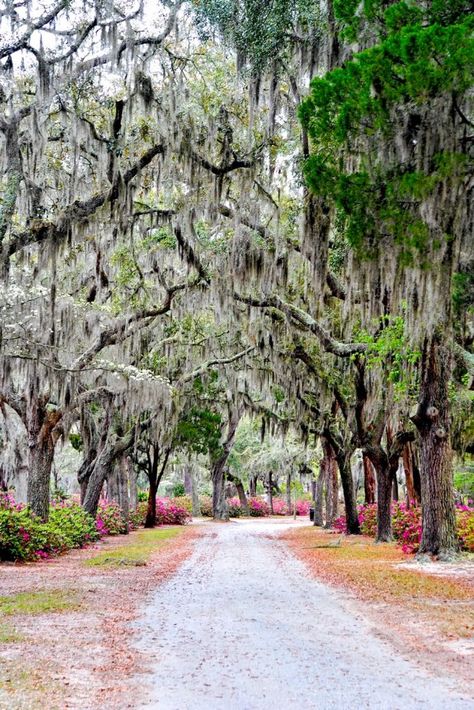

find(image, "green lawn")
[85,526,185,567]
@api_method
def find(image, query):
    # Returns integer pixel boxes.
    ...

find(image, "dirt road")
[135,519,472,710]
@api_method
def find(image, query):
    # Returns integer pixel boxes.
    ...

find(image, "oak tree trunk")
[336,451,360,534]
[26,400,61,521]
[313,460,324,526]
[268,471,274,514]
[211,459,229,520]
[363,454,376,505]
[415,336,457,557]
[324,445,338,529]
[27,438,55,520]
[235,480,249,514]
[211,405,242,520]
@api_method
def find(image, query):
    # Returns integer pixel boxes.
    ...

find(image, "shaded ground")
[134,519,473,709]
[0,525,199,709]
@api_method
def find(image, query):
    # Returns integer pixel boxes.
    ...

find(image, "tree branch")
[234,292,368,357]
[178,346,255,385]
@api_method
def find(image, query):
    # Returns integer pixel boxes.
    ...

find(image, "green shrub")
[227,497,243,517]
[171,495,193,513]
[199,495,213,516]
[0,497,99,562]
[172,483,186,497]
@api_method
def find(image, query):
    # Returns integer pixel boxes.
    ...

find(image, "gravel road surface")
[135,519,473,710]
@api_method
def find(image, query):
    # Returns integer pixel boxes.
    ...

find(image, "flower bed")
[333,501,474,554]
[0,492,191,562]
[0,493,99,561]
[130,497,191,526]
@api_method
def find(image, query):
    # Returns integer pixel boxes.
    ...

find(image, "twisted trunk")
[26,398,61,520]
[82,427,136,518]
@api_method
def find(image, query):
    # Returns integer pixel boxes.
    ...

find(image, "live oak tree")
[0,0,472,559]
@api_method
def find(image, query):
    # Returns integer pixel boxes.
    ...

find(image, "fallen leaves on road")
[282,525,474,692]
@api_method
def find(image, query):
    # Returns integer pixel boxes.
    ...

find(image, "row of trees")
[0,1,472,556]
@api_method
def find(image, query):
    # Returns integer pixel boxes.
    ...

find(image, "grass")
[85,526,185,567]
[0,589,80,616]
[0,622,23,643]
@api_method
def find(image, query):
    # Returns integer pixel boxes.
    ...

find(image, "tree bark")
[26,399,61,520]
[249,474,257,497]
[392,470,399,502]
[334,448,360,534]
[82,427,136,518]
[268,471,274,514]
[145,446,170,528]
[363,454,376,504]
[323,441,338,528]
[365,445,393,542]
[27,436,56,520]
[414,336,458,557]
[286,471,291,512]
[226,472,249,514]
[402,442,421,506]
[127,457,138,510]
[211,458,229,520]
[313,460,324,526]
[211,405,242,520]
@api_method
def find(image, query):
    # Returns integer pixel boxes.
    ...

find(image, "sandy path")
[134,519,473,710]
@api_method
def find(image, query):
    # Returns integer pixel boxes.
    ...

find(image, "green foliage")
[69,433,83,451]
[172,482,186,497]
[355,314,420,397]
[174,407,222,457]
[299,7,474,261]
[84,527,184,567]
[333,0,472,41]
[196,0,321,73]
[142,226,177,250]
[453,271,474,315]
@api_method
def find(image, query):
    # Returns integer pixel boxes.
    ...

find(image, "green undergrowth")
[0,622,24,643]
[85,526,184,567]
[0,589,80,616]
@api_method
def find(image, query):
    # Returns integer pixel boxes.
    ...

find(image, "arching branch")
[234,292,368,357]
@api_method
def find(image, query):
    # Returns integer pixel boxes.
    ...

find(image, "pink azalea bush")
[294,499,311,516]
[333,501,474,554]
[156,497,190,525]
[272,497,288,515]
[96,499,128,535]
[131,497,191,526]
[0,494,99,561]
[248,497,270,517]
[227,497,243,517]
